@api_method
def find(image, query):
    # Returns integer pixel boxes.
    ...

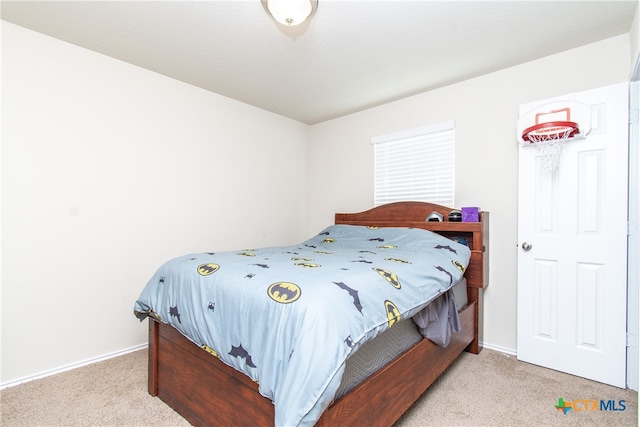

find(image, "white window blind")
[373,121,455,207]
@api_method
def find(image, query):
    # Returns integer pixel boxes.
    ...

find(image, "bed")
[135,201,489,426]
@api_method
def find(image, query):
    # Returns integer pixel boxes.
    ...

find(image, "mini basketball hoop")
[521,107,580,173]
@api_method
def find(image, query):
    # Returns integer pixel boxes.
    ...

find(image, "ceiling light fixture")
[262,0,318,26]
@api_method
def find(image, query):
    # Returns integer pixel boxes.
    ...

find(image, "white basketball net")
[525,126,575,173]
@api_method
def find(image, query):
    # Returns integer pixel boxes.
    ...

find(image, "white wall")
[1,22,309,384]
[631,2,640,72]
[307,35,631,353]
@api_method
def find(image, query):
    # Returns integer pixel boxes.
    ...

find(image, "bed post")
[465,211,489,355]
[148,319,159,396]
[465,287,484,354]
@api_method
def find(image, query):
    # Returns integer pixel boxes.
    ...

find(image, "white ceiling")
[2,1,637,124]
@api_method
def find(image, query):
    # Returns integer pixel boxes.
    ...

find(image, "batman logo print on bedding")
[372,268,402,289]
[197,263,220,276]
[268,282,302,303]
[384,300,401,327]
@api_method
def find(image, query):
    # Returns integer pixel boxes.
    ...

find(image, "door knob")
[521,242,532,251]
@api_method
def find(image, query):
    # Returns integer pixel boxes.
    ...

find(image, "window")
[373,121,454,207]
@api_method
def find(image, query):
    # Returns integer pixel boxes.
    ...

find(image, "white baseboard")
[0,343,148,390]
[481,341,517,356]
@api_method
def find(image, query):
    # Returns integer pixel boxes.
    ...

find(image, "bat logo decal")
[295,262,320,268]
[201,344,218,357]
[384,300,401,327]
[169,305,181,323]
[435,244,457,254]
[435,265,453,285]
[237,252,255,257]
[373,268,401,289]
[322,238,336,244]
[197,263,220,276]
[229,344,257,368]
[385,257,411,264]
[267,282,301,303]
[452,260,466,273]
[333,281,363,314]
[148,310,163,322]
[377,244,397,249]
[344,335,354,348]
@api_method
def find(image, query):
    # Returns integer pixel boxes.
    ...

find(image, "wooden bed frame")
[146,202,489,426]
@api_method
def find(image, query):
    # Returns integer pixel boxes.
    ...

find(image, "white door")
[517,82,629,387]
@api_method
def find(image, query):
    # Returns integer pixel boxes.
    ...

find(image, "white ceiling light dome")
[263,0,318,26]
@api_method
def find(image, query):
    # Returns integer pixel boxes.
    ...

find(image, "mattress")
[335,278,468,399]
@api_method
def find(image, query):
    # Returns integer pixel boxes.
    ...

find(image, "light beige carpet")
[1,347,637,426]
[395,350,637,427]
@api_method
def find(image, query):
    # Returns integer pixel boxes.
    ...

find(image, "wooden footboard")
[149,317,275,426]
[148,301,475,427]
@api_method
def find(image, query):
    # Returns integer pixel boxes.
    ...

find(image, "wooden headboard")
[335,201,489,290]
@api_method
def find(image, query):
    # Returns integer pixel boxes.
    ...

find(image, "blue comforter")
[134,224,470,426]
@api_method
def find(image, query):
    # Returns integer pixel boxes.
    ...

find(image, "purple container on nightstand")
[461,207,479,222]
